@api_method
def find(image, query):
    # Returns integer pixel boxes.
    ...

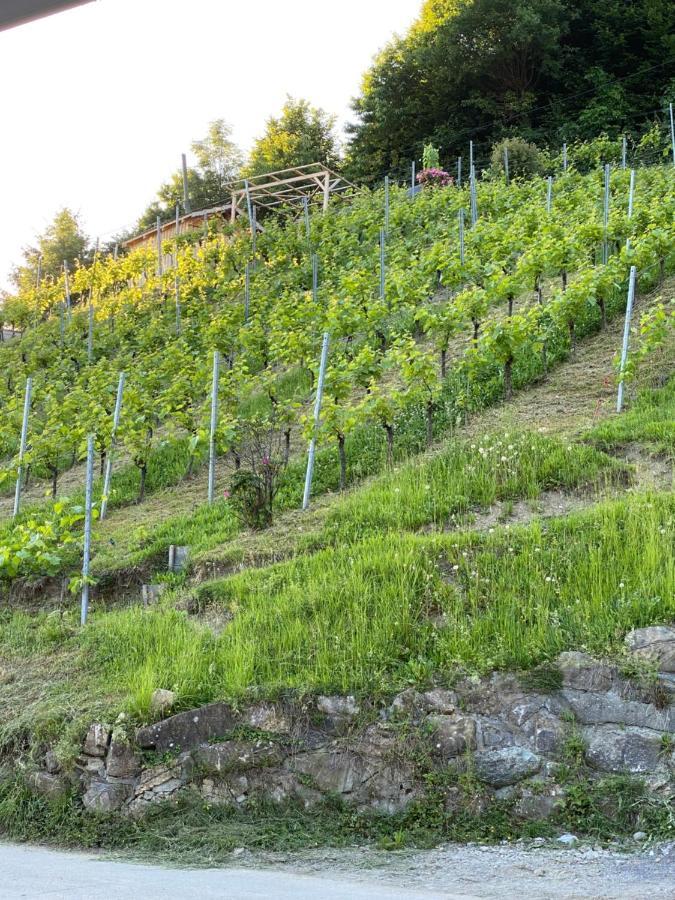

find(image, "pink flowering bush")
[417,167,453,188]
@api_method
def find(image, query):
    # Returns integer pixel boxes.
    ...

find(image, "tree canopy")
[244,97,341,178]
[10,208,88,294]
[346,0,675,180]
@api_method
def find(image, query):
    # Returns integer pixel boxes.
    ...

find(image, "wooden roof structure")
[227,163,354,222]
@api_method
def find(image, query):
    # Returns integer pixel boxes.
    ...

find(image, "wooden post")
[181,153,191,213]
[12,376,32,518]
[207,351,220,504]
[80,434,95,625]
[616,266,637,412]
[100,372,125,520]
[302,333,329,510]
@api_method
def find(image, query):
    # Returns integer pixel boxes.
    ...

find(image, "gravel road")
[2,839,674,899]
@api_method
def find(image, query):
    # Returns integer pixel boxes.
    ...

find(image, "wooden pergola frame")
[227,163,354,222]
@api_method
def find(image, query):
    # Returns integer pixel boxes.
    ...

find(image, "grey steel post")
[546,176,553,212]
[384,175,390,235]
[302,332,330,510]
[616,266,637,412]
[628,169,635,219]
[303,196,310,241]
[207,350,220,504]
[621,135,627,170]
[63,259,71,320]
[457,156,462,189]
[602,164,610,264]
[562,143,567,172]
[503,146,509,185]
[113,243,119,261]
[470,166,478,225]
[156,216,163,277]
[80,434,95,626]
[181,153,191,212]
[174,202,180,268]
[312,254,319,303]
[459,208,465,265]
[244,179,254,225]
[251,204,258,256]
[12,377,32,518]
[244,262,250,322]
[669,103,675,167]
[379,227,386,301]
[100,371,125,520]
[87,302,94,363]
[469,140,473,172]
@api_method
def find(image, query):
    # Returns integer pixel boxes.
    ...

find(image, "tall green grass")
[75,492,673,717]
[588,374,675,454]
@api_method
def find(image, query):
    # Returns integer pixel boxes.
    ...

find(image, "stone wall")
[32,627,675,819]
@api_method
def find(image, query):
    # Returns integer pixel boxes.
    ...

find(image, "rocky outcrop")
[30,630,675,819]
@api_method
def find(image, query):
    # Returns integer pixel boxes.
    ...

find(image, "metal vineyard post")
[100,372,126,520]
[80,434,95,625]
[302,332,330,510]
[12,376,32,518]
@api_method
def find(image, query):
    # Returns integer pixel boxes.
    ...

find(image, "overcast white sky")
[0,0,420,290]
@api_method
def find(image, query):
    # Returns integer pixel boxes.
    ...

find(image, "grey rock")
[149,689,176,715]
[106,738,140,778]
[557,833,579,847]
[474,747,542,786]
[562,688,674,732]
[30,772,68,801]
[136,701,236,752]
[83,723,111,758]
[625,626,675,673]
[514,791,562,822]
[633,831,648,841]
[475,717,518,750]
[195,740,283,774]
[557,652,614,692]
[427,714,476,758]
[317,695,360,719]
[83,780,133,813]
[422,689,459,714]
[389,689,429,721]
[44,750,60,775]
[584,725,663,774]
[242,703,289,734]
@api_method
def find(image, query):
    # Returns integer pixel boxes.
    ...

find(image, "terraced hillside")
[0,146,673,855]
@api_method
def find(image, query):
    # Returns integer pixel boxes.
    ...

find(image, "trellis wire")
[80,434,95,626]
[100,372,126,520]
[616,265,637,413]
[12,376,32,518]
[207,350,220,504]
[302,332,330,510]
